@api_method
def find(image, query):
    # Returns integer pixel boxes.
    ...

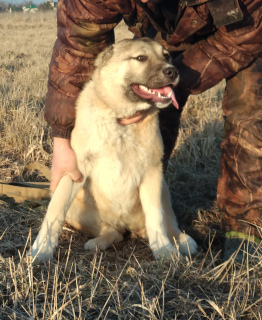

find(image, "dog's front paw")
[28,248,53,261]
[177,233,198,256]
[28,238,55,261]
[151,241,180,259]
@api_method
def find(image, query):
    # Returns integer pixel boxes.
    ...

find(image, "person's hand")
[50,137,83,193]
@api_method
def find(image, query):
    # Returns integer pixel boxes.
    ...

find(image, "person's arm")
[45,0,131,138]
[173,0,262,95]
[44,0,133,190]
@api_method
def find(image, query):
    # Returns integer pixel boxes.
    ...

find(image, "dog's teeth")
[140,85,149,92]
[139,85,171,99]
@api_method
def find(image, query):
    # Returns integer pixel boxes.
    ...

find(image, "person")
[44,0,262,262]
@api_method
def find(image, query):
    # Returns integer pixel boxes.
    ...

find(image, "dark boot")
[223,232,262,263]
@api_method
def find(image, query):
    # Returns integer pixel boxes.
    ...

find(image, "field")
[0,11,262,320]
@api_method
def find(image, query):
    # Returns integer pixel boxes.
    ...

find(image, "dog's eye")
[136,55,147,62]
[163,53,171,62]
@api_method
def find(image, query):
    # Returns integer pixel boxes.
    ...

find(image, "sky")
[3,0,47,5]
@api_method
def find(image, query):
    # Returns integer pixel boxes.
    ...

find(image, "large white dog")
[30,38,198,260]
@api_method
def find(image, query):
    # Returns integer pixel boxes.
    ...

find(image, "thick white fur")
[30,39,198,260]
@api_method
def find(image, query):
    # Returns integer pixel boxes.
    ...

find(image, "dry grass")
[1,12,262,320]
[0,11,56,180]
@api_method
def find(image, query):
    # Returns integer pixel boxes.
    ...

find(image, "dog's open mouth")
[132,84,179,109]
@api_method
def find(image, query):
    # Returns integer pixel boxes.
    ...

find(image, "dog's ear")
[94,45,114,68]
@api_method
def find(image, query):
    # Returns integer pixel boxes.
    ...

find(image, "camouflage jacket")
[45,0,262,138]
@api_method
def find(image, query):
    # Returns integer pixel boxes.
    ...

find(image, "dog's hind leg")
[84,223,124,251]
[162,179,198,256]
[29,175,84,260]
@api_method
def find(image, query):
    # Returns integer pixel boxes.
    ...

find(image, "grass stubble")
[0,12,262,320]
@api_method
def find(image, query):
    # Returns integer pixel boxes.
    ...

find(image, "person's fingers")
[50,175,60,193]
[68,170,83,183]
[50,172,83,192]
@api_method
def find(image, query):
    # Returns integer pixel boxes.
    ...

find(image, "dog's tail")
[29,175,84,260]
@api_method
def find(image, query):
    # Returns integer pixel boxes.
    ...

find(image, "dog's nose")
[163,67,179,80]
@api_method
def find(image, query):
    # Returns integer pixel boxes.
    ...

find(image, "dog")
[30,38,198,260]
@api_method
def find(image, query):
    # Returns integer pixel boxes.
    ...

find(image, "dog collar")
[117,108,153,125]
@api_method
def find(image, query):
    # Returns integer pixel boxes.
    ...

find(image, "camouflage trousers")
[159,57,262,239]
[218,57,262,239]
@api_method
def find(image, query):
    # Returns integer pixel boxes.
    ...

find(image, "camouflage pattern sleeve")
[174,0,262,95]
[44,0,133,138]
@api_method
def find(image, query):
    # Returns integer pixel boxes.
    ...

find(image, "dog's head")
[92,38,179,117]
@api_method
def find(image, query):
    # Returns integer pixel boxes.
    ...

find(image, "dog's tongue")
[133,84,179,109]
[154,86,179,109]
